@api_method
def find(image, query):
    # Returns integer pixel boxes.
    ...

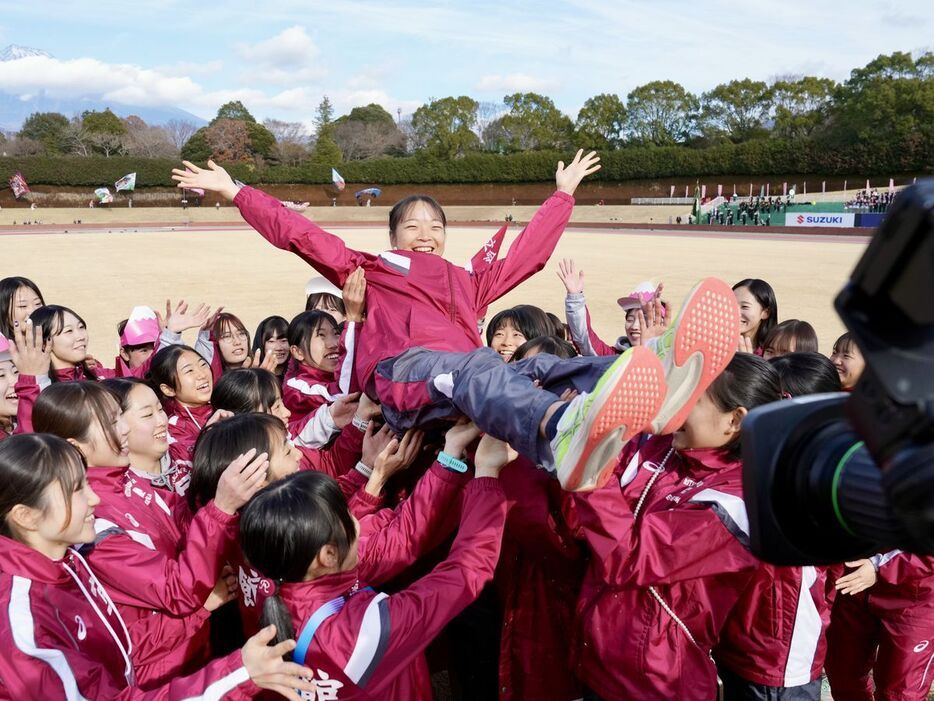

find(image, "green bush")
[2,134,929,189]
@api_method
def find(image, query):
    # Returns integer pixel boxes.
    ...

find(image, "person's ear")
[159,383,176,398]
[290,345,305,363]
[119,348,131,363]
[728,407,748,436]
[8,503,42,535]
[317,543,340,570]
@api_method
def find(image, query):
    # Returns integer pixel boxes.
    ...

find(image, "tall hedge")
[2,135,929,188]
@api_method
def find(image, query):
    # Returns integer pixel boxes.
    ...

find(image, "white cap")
[305,276,342,298]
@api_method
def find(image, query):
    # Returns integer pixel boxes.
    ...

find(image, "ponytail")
[260,589,296,658]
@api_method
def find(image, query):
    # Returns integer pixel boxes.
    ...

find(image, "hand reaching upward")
[171,160,241,201]
[556,150,601,196]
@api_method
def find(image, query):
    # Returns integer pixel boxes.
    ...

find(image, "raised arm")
[172,160,371,286]
[473,150,600,310]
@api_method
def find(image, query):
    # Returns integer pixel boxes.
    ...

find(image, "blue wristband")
[437,451,468,473]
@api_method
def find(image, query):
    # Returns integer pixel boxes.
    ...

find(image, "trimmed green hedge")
[2,136,929,188]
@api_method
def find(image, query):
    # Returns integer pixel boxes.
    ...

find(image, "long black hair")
[287,310,339,366]
[29,305,97,382]
[212,368,282,415]
[706,353,782,459]
[147,344,209,402]
[0,276,44,339]
[240,470,357,652]
[732,278,778,351]
[769,352,842,397]
[188,412,284,512]
[252,315,290,374]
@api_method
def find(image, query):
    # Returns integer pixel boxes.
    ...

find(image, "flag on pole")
[822,181,826,193]
[684,185,689,198]
[332,168,345,191]
[749,183,753,197]
[8,171,29,199]
[94,187,114,204]
[803,182,807,195]
[866,179,870,191]
[114,172,136,192]
[669,185,675,198]
[759,185,765,198]
[843,179,847,193]
[701,184,706,199]
[717,184,723,197]
[733,184,737,197]
[782,182,787,197]
[766,183,770,197]
[691,184,701,223]
[888,178,895,193]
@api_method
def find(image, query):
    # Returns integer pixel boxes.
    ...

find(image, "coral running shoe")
[647,277,740,434]
[551,346,666,492]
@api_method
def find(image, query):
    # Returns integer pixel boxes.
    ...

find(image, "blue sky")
[0,0,929,128]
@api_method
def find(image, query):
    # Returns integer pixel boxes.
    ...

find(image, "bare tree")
[62,119,93,156]
[476,101,506,143]
[4,136,44,157]
[332,120,405,160]
[263,119,310,165]
[165,119,198,151]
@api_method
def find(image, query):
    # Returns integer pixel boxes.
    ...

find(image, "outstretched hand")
[556,150,601,196]
[171,160,241,201]
[241,625,317,701]
[9,318,52,377]
[342,268,367,323]
[556,258,584,295]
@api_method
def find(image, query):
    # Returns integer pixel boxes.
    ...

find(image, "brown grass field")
[1,214,867,362]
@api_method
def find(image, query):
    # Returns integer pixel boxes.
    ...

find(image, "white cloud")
[0,55,203,106]
[236,25,326,84]
[476,73,558,93]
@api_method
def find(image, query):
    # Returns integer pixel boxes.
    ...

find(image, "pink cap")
[120,306,160,347]
[0,333,10,362]
[617,281,667,318]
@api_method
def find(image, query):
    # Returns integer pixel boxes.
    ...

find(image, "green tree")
[824,51,934,146]
[180,129,212,161]
[335,103,397,127]
[314,96,334,134]
[411,96,480,158]
[700,79,771,142]
[624,81,699,146]
[499,92,572,151]
[309,127,343,164]
[19,111,70,154]
[575,93,626,149]
[770,76,837,139]
[211,100,257,124]
[81,109,127,135]
[245,121,276,159]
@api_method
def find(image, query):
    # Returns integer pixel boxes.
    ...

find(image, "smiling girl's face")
[48,311,89,368]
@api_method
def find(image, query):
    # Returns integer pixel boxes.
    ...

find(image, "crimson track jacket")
[234,186,574,392]
[278,476,507,700]
[715,562,837,687]
[496,457,586,701]
[564,434,759,701]
[282,362,341,425]
[82,466,237,684]
[0,537,258,700]
[235,460,469,638]
[163,400,213,494]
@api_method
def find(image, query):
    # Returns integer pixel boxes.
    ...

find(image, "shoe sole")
[650,278,740,434]
[558,347,666,492]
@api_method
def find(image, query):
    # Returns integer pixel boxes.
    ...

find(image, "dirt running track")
[1,221,867,362]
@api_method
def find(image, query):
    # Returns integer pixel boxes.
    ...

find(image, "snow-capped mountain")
[0,45,51,61]
[0,45,206,131]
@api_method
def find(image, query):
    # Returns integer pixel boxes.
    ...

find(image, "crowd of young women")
[0,153,929,701]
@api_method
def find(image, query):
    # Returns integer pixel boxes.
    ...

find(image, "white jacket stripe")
[783,566,822,686]
[180,665,249,701]
[344,592,390,685]
[9,576,88,701]
[339,322,356,394]
[687,488,751,546]
[286,377,336,401]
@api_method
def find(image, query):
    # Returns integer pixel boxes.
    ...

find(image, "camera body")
[742,180,934,565]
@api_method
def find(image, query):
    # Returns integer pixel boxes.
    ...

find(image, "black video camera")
[742,180,934,566]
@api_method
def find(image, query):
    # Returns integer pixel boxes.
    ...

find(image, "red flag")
[8,171,29,199]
